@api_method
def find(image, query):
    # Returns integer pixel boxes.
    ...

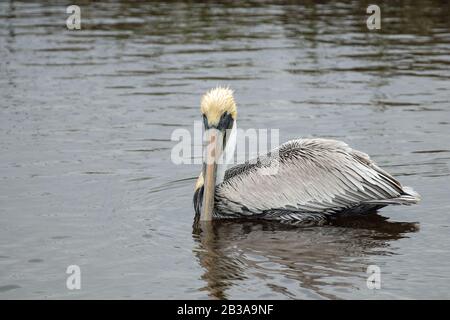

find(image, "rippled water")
[1,0,449,299]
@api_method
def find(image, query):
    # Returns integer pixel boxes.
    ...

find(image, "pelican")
[193,87,420,225]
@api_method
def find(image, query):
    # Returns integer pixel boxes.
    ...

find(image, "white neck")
[216,120,237,185]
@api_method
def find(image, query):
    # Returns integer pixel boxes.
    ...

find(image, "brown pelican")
[193,87,420,225]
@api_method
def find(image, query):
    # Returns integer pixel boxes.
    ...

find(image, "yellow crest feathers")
[200,86,237,125]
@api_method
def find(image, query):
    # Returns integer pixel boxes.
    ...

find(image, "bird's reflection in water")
[192,213,418,299]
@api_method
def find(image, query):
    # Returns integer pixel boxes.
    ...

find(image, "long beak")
[201,128,223,221]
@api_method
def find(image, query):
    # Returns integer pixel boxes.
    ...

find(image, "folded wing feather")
[215,138,418,218]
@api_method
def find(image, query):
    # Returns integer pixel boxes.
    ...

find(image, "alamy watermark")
[171,121,281,175]
[366,5,381,30]
[66,265,81,290]
[66,5,81,30]
[366,265,381,289]
[65,5,381,34]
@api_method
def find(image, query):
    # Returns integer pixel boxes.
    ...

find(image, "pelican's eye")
[217,112,233,131]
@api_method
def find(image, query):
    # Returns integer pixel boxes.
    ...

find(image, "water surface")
[0,0,449,299]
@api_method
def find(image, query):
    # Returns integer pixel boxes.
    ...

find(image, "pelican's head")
[201,87,237,129]
[194,87,237,221]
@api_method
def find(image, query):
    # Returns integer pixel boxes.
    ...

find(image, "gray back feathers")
[214,138,420,222]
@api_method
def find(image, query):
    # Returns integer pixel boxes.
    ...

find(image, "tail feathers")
[364,186,421,206]
[402,186,421,201]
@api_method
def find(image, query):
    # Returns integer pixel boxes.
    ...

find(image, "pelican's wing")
[216,139,419,221]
